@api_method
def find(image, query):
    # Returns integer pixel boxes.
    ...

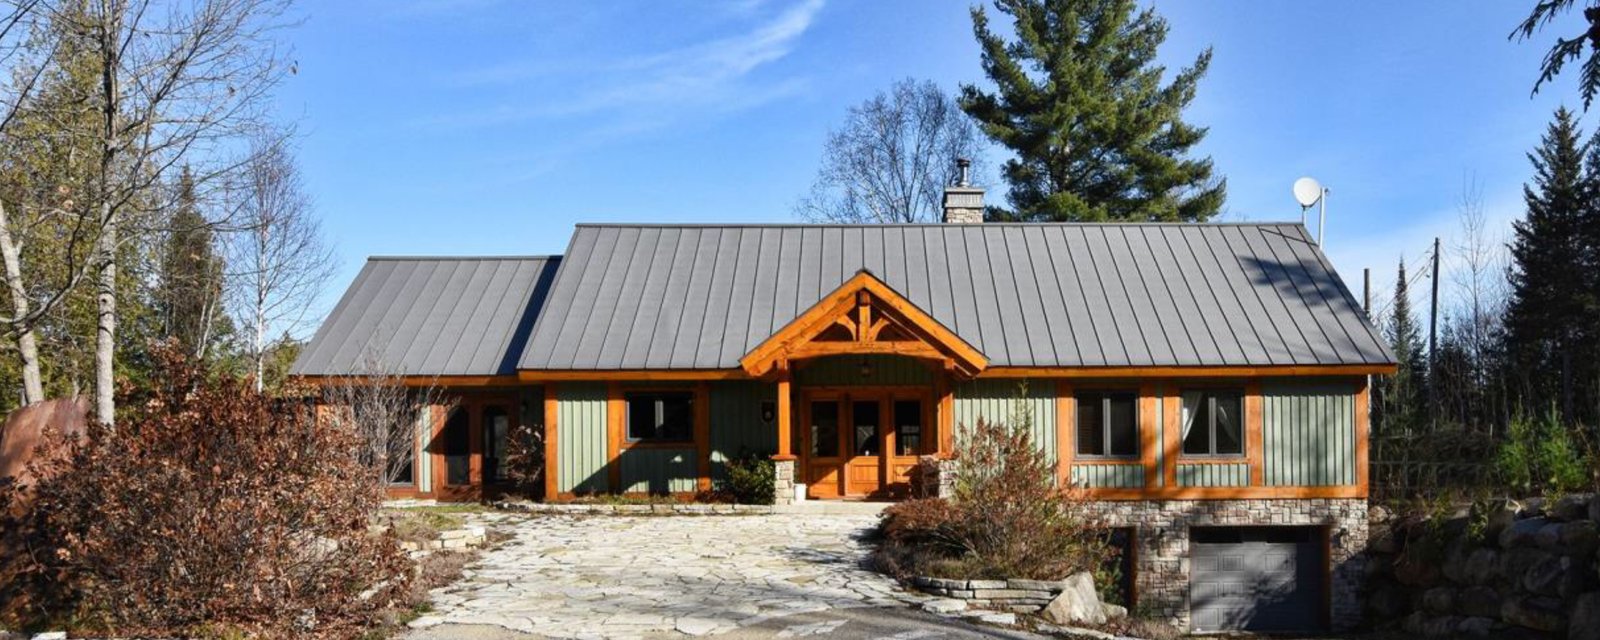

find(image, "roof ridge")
[367,255,563,261]
[573,221,1304,229]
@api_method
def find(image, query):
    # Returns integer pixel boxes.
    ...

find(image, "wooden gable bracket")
[739,270,988,380]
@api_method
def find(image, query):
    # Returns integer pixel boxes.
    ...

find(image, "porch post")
[772,365,796,505]
[774,365,794,460]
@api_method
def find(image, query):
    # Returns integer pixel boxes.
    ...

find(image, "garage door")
[1190,526,1324,633]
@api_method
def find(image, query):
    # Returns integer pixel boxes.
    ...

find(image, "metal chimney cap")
[955,157,971,187]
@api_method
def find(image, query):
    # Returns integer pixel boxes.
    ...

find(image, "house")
[292,181,1395,633]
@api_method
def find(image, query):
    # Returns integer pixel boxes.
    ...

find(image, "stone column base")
[772,458,796,505]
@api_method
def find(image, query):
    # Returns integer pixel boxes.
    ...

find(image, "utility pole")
[1428,238,1441,425]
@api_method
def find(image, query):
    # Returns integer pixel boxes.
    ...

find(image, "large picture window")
[626,392,694,443]
[1181,390,1244,456]
[1076,391,1138,458]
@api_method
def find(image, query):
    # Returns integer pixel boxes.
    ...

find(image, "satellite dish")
[1293,177,1324,208]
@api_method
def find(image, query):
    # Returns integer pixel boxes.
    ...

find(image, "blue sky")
[278,0,1577,330]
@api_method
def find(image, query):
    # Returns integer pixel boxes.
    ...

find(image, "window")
[482,406,509,482]
[852,400,881,456]
[1076,391,1138,458]
[442,407,470,485]
[626,392,694,443]
[811,401,840,457]
[894,400,922,455]
[1181,390,1244,456]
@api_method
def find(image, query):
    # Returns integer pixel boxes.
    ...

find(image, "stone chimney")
[942,157,984,224]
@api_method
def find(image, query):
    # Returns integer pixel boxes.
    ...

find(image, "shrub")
[875,411,1108,581]
[501,419,546,498]
[1494,407,1590,497]
[717,451,776,505]
[0,345,412,638]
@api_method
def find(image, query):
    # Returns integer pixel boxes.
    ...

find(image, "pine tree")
[1376,259,1429,435]
[158,167,227,362]
[1504,108,1598,425]
[958,0,1224,222]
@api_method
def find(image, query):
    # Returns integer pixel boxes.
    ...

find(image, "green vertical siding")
[556,383,609,494]
[795,355,932,386]
[952,379,1057,467]
[1177,462,1250,487]
[619,448,697,493]
[1070,464,1144,488]
[1263,380,1358,487]
[709,380,777,479]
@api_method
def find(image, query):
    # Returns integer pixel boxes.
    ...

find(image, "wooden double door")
[431,395,519,500]
[801,389,931,499]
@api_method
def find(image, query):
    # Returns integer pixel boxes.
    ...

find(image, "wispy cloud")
[415,0,825,131]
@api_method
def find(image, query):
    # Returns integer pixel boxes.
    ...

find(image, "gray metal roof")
[518,223,1394,370]
[292,256,561,376]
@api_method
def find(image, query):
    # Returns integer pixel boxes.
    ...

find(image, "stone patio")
[409,511,937,638]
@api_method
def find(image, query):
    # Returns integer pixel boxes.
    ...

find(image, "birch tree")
[227,134,331,392]
[59,0,290,423]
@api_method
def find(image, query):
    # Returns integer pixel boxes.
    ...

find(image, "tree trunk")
[94,208,116,425]
[0,200,43,405]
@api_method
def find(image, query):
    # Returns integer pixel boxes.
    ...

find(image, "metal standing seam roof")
[517,223,1396,371]
[291,256,561,377]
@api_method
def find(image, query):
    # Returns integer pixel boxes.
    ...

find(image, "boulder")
[1369,523,1401,554]
[1100,603,1127,621]
[1444,542,1473,584]
[1525,555,1574,597]
[1422,587,1457,614]
[1571,592,1600,640]
[1502,595,1568,633]
[1368,582,1412,619]
[1479,498,1521,542]
[1458,585,1504,618]
[1553,494,1594,522]
[1589,495,1600,524]
[1041,572,1104,626]
[1465,547,1500,585]
[1502,547,1556,585]
[1554,520,1600,557]
[1395,557,1444,587]
[1457,616,1497,637]
[1524,497,1549,518]
[1505,517,1553,549]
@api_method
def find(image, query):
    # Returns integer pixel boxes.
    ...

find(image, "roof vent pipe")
[942,157,984,224]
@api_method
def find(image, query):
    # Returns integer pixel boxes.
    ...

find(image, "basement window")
[1076,391,1139,458]
[1181,390,1244,457]
[626,392,694,443]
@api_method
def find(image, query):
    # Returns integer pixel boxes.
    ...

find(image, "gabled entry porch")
[739,270,988,501]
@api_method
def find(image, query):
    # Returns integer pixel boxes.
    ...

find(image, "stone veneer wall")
[1081,498,1369,632]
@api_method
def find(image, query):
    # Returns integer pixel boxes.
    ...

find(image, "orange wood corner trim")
[1162,387,1179,489]
[1138,382,1158,490]
[606,383,622,491]
[1356,378,1371,498]
[1055,380,1072,488]
[776,370,793,458]
[543,385,559,500]
[695,382,712,492]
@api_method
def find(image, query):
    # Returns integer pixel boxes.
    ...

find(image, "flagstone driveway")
[405,511,1044,639]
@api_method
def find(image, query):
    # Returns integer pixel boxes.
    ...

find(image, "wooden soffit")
[739,270,988,379]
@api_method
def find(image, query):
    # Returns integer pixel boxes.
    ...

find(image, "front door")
[432,396,517,500]
[844,399,883,496]
[802,390,929,499]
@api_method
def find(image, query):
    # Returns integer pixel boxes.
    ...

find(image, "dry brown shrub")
[875,415,1108,581]
[0,343,412,638]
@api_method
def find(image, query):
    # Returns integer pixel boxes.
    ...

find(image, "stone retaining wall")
[1366,494,1600,639]
[911,577,1068,613]
[399,525,487,554]
[1081,498,1368,632]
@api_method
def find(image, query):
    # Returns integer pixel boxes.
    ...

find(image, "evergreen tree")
[158,167,227,361]
[958,0,1224,222]
[1504,108,1598,425]
[1375,259,1429,435]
